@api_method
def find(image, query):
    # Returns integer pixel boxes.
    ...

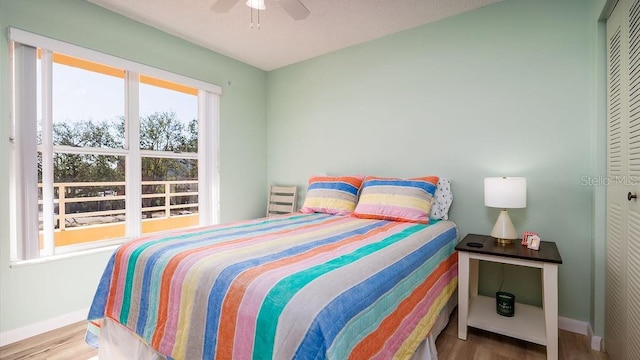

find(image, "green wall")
[267,0,603,325]
[0,0,267,333]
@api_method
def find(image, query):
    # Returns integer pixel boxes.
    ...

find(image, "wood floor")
[435,312,610,360]
[0,310,609,360]
[0,322,97,360]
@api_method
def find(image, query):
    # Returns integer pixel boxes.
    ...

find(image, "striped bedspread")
[86,213,458,360]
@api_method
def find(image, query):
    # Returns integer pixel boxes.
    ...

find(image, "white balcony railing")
[38,180,198,230]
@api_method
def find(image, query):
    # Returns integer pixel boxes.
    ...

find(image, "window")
[9,28,221,260]
[139,75,200,234]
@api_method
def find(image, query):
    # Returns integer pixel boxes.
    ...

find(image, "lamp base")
[490,209,518,245]
[494,237,514,245]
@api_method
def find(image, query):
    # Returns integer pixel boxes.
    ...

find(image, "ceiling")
[87,0,501,71]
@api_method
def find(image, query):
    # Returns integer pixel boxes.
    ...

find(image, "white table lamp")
[484,177,527,244]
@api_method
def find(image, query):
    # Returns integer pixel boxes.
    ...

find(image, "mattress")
[86,213,458,359]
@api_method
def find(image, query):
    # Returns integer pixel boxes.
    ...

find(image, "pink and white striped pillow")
[352,176,439,224]
[300,175,364,215]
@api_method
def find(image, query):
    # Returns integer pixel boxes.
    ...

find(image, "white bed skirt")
[97,293,457,360]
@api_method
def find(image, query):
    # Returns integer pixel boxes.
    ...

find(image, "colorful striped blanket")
[86,213,458,359]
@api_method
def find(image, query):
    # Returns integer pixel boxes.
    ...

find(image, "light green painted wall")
[0,0,267,332]
[0,0,609,339]
[267,0,602,325]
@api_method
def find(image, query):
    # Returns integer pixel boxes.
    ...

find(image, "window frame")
[9,28,221,261]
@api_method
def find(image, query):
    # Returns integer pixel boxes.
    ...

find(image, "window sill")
[10,245,119,268]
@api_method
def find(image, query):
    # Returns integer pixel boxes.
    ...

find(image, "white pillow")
[430,178,453,220]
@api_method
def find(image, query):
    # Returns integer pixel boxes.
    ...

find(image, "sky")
[37,61,198,128]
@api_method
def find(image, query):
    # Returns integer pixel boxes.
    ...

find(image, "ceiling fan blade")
[211,0,240,13]
[277,0,310,20]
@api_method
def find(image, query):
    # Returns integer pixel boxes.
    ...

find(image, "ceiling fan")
[211,0,310,20]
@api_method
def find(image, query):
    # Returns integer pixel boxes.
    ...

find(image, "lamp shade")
[246,0,266,9]
[484,177,526,209]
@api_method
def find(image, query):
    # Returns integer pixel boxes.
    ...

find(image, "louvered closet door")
[606,1,627,356]
[628,2,640,357]
[606,0,640,358]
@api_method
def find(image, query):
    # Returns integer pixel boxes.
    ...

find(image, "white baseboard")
[0,308,88,347]
[586,323,604,352]
[558,316,603,352]
[558,316,588,334]
[591,336,603,352]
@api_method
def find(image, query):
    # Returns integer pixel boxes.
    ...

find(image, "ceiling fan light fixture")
[246,0,266,10]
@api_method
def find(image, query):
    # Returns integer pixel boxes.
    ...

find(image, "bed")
[86,213,457,359]
[86,176,457,360]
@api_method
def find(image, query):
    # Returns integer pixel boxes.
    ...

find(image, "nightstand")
[456,234,563,360]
